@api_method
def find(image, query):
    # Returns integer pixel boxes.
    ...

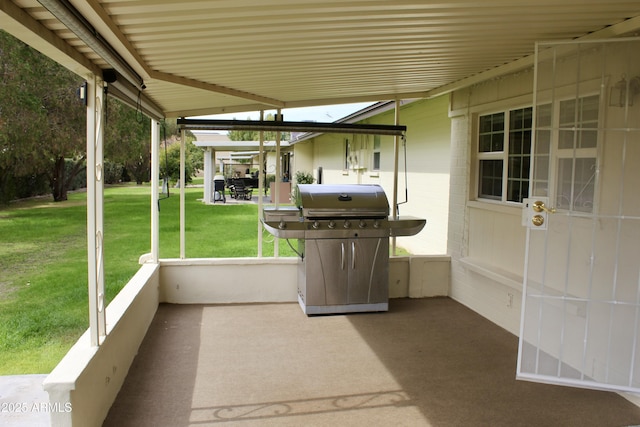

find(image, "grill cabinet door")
[305,239,348,306]
[348,237,389,304]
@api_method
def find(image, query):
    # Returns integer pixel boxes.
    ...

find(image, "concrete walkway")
[0,374,50,426]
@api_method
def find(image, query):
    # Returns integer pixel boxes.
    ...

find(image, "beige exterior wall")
[292,139,314,183]
[159,256,449,304]
[448,41,640,337]
[296,96,452,255]
[448,70,534,335]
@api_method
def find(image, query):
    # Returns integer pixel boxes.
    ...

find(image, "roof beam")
[0,0,99,77]
[150,71,285,108]
[77,0,285,108]
[37,0,144,90]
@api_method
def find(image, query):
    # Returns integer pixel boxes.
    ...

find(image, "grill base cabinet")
[262,184,425,315]
[298,237,389,314]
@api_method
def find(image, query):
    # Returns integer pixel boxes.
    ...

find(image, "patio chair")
[232,179,253,200]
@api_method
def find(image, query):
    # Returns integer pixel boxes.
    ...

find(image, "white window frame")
[476,106,533,204]
[343,137,351,175]
[372,135,381,171]
[534,94,600,214]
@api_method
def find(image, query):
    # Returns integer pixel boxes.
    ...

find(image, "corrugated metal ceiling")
[2,1,640,118]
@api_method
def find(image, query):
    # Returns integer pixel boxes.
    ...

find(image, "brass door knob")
[532,215,545,227]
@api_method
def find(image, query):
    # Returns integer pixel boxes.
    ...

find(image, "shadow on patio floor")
[104,298,640,426]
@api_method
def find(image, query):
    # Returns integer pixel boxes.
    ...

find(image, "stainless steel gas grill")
[262,184,425,315]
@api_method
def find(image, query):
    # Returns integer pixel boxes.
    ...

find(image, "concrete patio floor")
[104,298,640,426]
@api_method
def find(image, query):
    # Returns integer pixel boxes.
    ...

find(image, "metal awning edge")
[177,118,406,136]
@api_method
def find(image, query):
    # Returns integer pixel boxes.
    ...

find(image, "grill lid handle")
[338,193,352,201]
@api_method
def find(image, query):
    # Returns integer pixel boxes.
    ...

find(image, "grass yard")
[0,184,293,374]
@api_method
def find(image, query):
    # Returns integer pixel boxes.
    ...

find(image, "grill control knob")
[278,221,286,230]
[344,220,351,229]
[328,220,336,229]
[312,220,320,229]
[373,220,381,229]
[359,220,367,228]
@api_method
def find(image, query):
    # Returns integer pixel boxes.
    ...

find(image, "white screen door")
[518,38,640,393]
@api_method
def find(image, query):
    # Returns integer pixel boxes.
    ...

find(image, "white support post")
[392,100,400,255]
[274,109,281,257]
[151,119,160,263]
[203,148,213,204]
[258,110,264,257]
[86,75,106,346]
[180,129,186,259]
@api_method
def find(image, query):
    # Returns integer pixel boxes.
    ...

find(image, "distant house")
[290,98,450,256]
[192,131,292,203]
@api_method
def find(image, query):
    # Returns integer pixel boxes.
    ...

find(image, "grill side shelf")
[388,217,426,237]
[261,220,306,239]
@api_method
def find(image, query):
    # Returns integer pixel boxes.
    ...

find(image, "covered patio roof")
[2,1,640,119]
[4,2,640,426]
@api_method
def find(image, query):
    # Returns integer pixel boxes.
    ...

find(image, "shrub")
[294,170,315,184]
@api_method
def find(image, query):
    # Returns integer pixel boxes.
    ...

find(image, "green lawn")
[0,184,292,374]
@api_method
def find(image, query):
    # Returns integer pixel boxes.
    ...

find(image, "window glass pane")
[580,95,599,122]
[479,134,492,152]
[579,129,598,149]
[559,130,575,149]
[493,114,505,132]
[556,158,573,210]
[533,104,552,197]
[344,139,350,169]
[555,158,596,212]
[509,131,531,154]
[535,130,550,154]
[507,107,532,202]
[479,113,505,152]
[507,177,529,202]
[373,153,380,170]
[537,104,552,128]
[559,99,576,126]
[510,107,531,130]
[372,135,381,170]
[559,95,599,149]
[492,133,504,151]
[573,158,596,212]
[479,159,503,200]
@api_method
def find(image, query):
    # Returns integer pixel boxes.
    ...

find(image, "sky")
[196,102,374,123]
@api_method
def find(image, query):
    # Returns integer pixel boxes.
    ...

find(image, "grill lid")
[297,184,389,218]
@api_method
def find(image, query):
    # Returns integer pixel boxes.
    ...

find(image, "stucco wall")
[44,263,160,427]
[158,256,450,304]
[448,69,534,335]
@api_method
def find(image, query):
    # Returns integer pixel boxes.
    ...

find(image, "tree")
[160,135,203,185]
[227,113,290,141]
[42,62,86,201]
[0,30,194,202]
[0,30,85,202]
[104,98,151,184]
